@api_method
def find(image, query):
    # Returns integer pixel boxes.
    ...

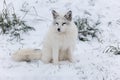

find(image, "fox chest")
[50,34,75,49]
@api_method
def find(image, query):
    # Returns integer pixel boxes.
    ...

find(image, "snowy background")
[0,0,120,80]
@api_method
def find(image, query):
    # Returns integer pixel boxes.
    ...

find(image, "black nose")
[57,28,60,32]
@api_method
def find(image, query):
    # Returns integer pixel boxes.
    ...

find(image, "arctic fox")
[12,10,78,64]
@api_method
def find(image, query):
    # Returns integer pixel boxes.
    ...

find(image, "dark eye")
[62,22,66,26]
[55,22,59,25]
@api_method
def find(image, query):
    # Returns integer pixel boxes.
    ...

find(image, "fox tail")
[12,49,42,62]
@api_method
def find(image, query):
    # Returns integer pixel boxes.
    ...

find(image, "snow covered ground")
[0,0,120,80]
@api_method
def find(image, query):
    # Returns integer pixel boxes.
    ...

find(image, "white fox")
[12,10,78,64]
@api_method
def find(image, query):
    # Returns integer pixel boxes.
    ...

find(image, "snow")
[0,0,120,80]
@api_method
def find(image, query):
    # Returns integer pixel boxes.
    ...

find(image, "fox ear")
[64,10,72,21]
[52,10,59,19]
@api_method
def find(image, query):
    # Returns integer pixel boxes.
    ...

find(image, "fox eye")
[55,22,59,25]
[62,22,66,26]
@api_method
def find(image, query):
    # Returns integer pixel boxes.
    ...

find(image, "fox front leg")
[52,48,59,64]
[67,48,74,62]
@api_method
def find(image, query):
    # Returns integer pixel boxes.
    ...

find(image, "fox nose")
[57,28,60,32]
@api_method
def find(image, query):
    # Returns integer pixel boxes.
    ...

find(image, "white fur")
[12,49,41,62]
[41,22,78,64]
[12,10,78,64]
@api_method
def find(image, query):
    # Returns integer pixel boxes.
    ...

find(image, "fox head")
[52,10,72,33]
